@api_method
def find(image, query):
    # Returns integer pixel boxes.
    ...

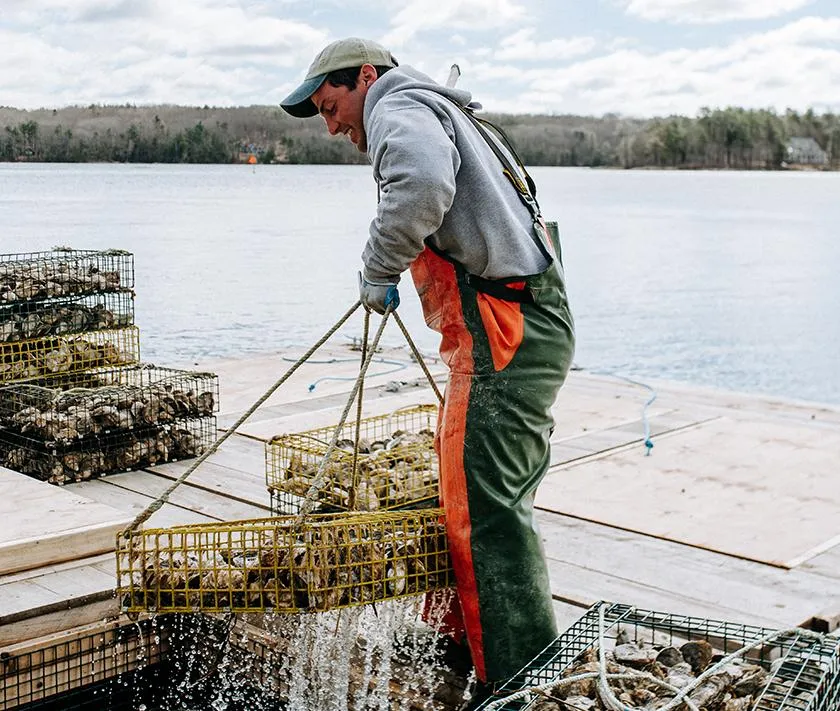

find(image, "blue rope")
[303,357,409,393]
[588,368,656,455]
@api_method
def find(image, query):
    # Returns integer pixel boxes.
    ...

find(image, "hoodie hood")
[363,66,477,128]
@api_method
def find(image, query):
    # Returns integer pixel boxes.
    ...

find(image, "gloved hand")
[358,272,400,315]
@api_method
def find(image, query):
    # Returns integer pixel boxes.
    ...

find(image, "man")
[281,37,575,703]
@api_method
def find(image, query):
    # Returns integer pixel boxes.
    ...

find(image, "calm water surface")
[1,163,837,405]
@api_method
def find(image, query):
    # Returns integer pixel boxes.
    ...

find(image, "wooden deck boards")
[1,344,838,653]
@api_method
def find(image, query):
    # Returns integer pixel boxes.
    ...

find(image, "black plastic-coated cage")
[0,249,134,305]
[479,602,840,710]
[0,364,218,445]
[0,290,135,343]
[0,416,216,484]
[0,327,141,384]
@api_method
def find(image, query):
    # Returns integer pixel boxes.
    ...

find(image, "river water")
[1,163,838,405]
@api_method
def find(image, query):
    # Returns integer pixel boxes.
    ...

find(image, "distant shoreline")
[1,160,836,172]
[2,104,837,170]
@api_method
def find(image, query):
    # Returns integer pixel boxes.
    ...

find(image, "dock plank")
[146,459,271,510]
[96,470,270,522]
[537,416,840,568]
[537,511,838,628]
[0,468,131,576]
[66,479,216,528]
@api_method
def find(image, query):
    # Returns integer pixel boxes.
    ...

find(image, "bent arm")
[363,105,460,281]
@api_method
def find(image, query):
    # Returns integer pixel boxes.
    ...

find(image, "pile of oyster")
[528,634,797,711]
[0,424,207,485]
[276,429,438,511]
[121,518,452,613]
[0,334,131,382]
[0,300,124,342]
[0,259,123,302]
[3,381,216,443]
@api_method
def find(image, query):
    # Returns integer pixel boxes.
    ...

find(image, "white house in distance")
[786,136,829,166]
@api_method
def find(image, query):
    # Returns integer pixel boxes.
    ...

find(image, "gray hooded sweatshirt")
[361,66,550,284]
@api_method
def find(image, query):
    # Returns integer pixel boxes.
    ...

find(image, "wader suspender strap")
[454,107,555,303]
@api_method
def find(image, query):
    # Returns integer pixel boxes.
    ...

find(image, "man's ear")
[359,63,378,87]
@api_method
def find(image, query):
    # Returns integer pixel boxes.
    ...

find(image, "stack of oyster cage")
[0,248,219,485]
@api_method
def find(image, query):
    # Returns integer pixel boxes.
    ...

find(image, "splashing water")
[99,591,469,709]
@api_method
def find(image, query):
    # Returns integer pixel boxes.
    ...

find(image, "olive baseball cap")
[280,38,398,118]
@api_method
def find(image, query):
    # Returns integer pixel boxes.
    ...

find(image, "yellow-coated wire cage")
[0,326,141,384]
[117,509,453,614]
[266,404,439,514]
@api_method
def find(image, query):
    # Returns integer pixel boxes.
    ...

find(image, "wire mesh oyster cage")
[0,289,135,343]
[0,363,218,445]
[0,248,134,304]
[0,326,140,384]
[478,601,840,711]
[117,508,453,615]
[0,416,216,484]
[266,404,439,514]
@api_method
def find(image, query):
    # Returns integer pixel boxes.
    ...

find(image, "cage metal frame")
[479,602,840,711]
[0,290,135,344]
[117,508,453,615]
[0,326,141,384]
[266,404,439,514]
[0,363,219,445]
[0,415,217,485]
[0,617,167,710]
[0,249,134,305]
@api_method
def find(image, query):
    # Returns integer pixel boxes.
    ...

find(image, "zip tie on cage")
[393,311,444,405]
[120,300,363,537]
[295,305,394,520]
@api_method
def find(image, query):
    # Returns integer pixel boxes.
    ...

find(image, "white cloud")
[0,0,328,107]
[383,0,527,47]
[621,0,813,24]
[472,16,840,115]
[496,28,597,61]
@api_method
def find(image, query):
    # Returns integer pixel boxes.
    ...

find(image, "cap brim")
[280,74,327,118]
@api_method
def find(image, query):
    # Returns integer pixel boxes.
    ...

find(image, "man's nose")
[324,116,340,135]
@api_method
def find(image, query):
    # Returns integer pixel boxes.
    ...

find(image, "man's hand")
[358,272,400,315]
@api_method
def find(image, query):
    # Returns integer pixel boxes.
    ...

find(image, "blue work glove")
[358,272,400,315]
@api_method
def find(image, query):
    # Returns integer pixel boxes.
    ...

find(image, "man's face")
[311,66,372,153]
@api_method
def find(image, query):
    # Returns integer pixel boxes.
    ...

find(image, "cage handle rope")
[348,310,371,511]
[393,311,444,405]
[293,306,446,519]
[121,300,362,537]
[293,305,394,519]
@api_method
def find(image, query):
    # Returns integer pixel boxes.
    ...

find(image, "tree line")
[1,104,837,169]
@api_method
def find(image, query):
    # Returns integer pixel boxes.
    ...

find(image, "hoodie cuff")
[362,266,402,285]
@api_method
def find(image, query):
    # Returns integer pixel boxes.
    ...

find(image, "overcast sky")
[1,0,838,116]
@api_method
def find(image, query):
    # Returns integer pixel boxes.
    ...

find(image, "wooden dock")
[1,344,839,688]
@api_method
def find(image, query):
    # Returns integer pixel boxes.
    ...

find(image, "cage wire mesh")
[0,617,167,711]
[0,326,141,384]
[0,364,218,444]
[266,404,439,514]
[478,602,840,711]
[0,249,134,305]
[118,508,453,615]
[0,416,216,484]
[0,290,134,344]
